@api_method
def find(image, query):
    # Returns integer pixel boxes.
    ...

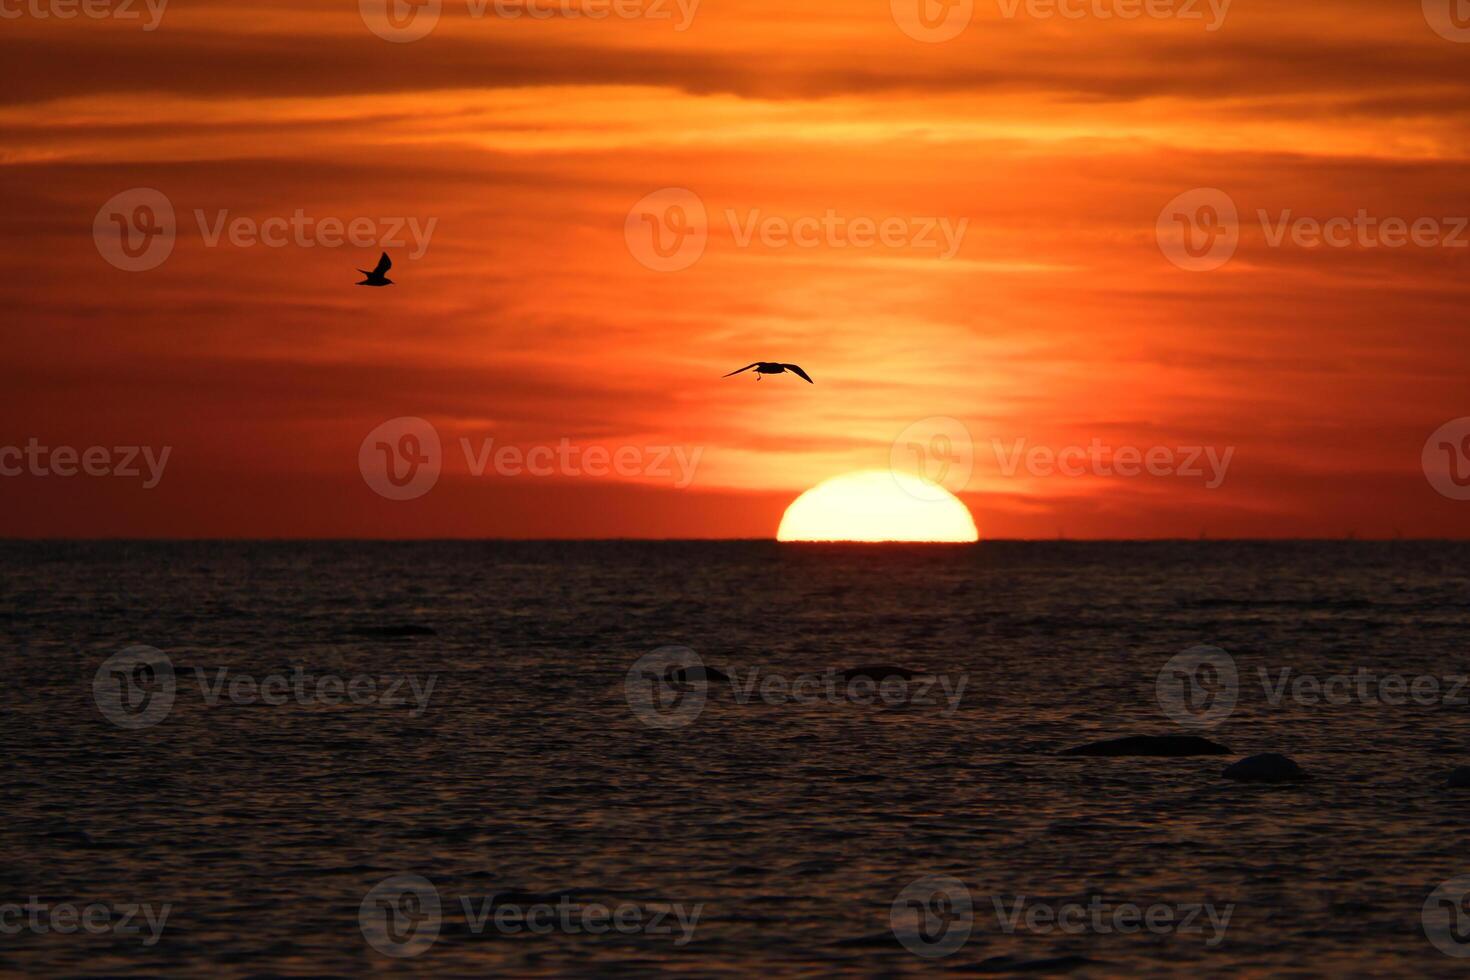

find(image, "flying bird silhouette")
[723,362,814,383]
[356,252,393,287]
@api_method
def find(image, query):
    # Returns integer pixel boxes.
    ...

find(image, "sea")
[3,540,1469,976]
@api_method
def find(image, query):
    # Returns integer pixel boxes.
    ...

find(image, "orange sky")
[2,0,1468,538]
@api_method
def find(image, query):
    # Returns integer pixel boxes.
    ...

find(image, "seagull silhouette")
[356,252,393,287]
[722,362,814,383]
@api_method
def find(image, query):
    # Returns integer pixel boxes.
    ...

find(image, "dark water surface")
[3,541,1470,976]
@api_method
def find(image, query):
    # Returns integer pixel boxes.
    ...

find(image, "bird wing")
[372,252,392,276]
[722,363,759,377]
[782,363,814,383]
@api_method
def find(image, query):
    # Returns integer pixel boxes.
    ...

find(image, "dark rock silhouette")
[838,665,921,682]
[975,954,1097,973]
[668,665,730,684]
[1060,735,1231,757]
[348,624,436,638]
[832,931,910,949]
[1222,753,1309,783]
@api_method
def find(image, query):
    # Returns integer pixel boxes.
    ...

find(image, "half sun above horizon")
[776,471,980,543]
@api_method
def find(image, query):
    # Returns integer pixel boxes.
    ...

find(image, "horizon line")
[1,537,1465,544]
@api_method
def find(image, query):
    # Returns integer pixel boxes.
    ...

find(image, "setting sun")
[776,471,979,543]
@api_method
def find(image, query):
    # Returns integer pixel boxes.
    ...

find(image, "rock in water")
[837,665,920,682]
[667,665,730,684]
[1222,753,1309,783]
[1060,735,1232,757]
[349,624,436,638]
[1446,767,1470,788]
[974,955,1097,973]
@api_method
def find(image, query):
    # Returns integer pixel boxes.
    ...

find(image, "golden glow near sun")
[776,470,979,543]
